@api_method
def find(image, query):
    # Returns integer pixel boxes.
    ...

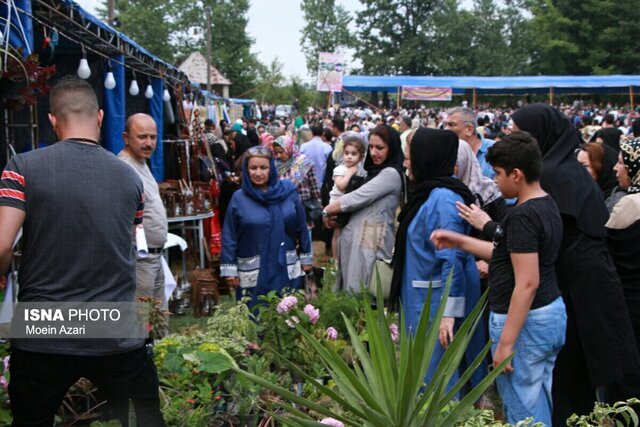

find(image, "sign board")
[317,52,344,92]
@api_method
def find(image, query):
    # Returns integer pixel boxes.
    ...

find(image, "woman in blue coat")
[221,146,312,308]
[390,128,487,390]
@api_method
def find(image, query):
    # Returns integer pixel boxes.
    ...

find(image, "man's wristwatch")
[322,209,329,217]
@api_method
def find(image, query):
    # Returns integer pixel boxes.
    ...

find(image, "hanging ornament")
[129,72,139,96]
[104,61,116,90]
[145,84,154,99]
[77,46,91,79]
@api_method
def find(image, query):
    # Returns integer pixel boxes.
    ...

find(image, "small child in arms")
[328,135,367,260]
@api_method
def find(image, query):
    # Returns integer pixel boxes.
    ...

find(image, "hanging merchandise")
[210,208,221,256]
[207,101,217,124]
[222,102,230,123]
[41,28,57,61]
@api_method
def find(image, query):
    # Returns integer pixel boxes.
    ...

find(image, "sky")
[74,0,361,82]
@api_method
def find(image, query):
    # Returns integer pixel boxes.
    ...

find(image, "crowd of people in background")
[207,98,640,425]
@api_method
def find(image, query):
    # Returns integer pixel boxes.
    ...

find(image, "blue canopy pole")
[102,55,125,154]
[149,77,164,182]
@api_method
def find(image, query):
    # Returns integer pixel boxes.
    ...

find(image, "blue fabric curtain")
[149,77,164,182]
[102,55,125,154]
[0,0,34,56]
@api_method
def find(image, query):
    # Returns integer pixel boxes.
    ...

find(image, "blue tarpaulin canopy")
[343,75,640,95]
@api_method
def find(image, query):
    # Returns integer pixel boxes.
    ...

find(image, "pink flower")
[246,342,260,351]
[2,356,9,372]
[285,316,300,328]
[0,376,6,389]
[326,327,338,340]
[277,296,299,314]
[320,418,344,427]
[389,323,399,342]
[303,304,320,324]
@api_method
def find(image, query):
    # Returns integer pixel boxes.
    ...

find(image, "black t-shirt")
[488,195,563,314]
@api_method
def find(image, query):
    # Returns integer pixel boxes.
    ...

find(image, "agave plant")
[233,269,511,426]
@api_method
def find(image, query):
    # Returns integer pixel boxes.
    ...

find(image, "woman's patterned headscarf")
[620,137,640,194]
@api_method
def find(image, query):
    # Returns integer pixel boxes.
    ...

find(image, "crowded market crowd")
[2,78,640,425]
[211,99,640,425]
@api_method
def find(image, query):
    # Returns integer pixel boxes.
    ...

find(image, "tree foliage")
[299,0,353,76]
[98,0,179,62]
[352,0,640,77]
[100,0,262,97]
[527,0,640,74]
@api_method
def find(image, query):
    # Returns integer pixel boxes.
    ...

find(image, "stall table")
[167,210,214,268]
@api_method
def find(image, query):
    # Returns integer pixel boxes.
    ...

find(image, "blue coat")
[400,187,487,390]
[221,188,312,305]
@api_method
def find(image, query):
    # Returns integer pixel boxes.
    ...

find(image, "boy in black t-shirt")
[431,131,566,426]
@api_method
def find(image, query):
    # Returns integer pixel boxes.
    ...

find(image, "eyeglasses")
[444,120,474,128]
[246,146,273,158]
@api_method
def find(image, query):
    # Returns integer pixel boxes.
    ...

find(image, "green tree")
[300,0,353,77]
[253,58,286,104]
[526,0,640,74]
[101,0,263,97]
[354,0,478,76]
[98,0,178,62]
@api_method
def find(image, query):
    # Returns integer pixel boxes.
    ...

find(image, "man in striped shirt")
[0,76,165,426]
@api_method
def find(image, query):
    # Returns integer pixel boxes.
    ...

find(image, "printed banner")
[317,52,344,92]
[402,86,452,101]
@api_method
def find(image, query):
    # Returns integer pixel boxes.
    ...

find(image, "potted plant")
[234,272,511,426]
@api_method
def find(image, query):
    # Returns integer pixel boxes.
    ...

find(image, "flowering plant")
[0,344,10,425]
[257,290,348,377]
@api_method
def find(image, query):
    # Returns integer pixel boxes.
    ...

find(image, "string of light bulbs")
[9,1,187,95]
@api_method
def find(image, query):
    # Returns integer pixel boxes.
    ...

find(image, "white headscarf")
[456,140,501,206]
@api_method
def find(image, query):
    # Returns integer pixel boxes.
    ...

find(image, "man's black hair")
[204,119,214,127]
[332,117,345,132]
[310,122,324,136]
[604,114,615,125]
[486,131,541,183]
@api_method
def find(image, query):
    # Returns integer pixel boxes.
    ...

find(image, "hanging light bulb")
[104,62,116,90]
[163,87,171,101]
[77,46,91,79]
[129,72,139,96]
[145,84,154,99]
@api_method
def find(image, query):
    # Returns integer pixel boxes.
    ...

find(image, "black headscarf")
[598,144,619,198]
[389,128,474,308]
[512,104,607,237]
[364,124,405,183]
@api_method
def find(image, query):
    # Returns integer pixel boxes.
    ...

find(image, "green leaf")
[194,349,237,373]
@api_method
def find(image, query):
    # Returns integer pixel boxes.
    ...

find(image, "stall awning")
[343,75,640,94]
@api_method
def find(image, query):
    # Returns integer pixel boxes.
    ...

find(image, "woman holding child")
[322,125,403,293]
[390,128,487,393]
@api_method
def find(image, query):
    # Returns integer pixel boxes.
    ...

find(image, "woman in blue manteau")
[221,146,312,308]
[390,127,487,392]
